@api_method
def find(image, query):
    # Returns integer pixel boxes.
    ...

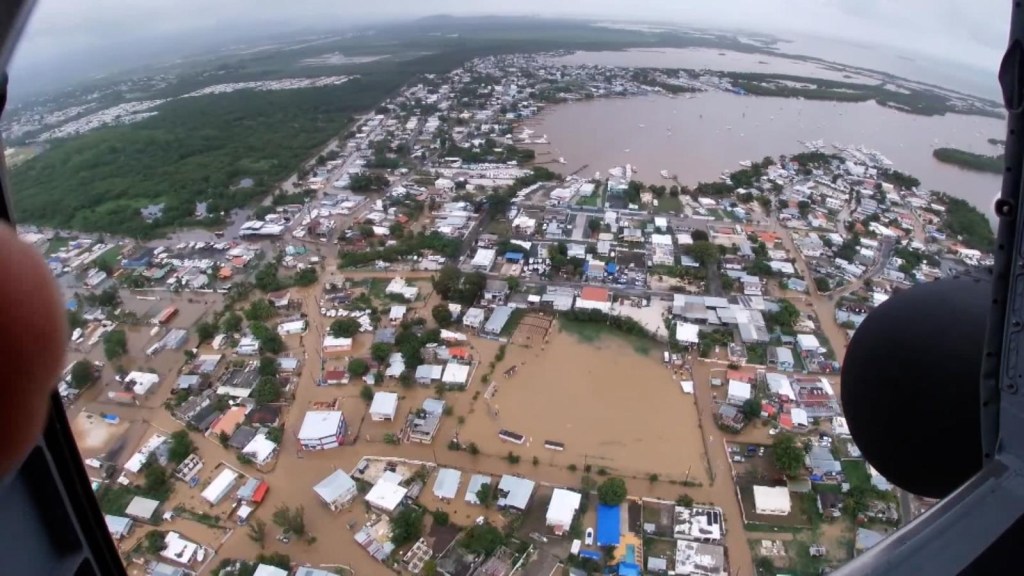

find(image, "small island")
[932,147,1004,174]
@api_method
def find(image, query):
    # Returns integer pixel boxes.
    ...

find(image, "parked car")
[585,527,594,546]
[758,447,766,457]
[732,455,745,463]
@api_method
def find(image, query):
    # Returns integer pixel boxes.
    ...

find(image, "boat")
[557,157,566,164]
[660,170,674,179]
[739,160,753,168]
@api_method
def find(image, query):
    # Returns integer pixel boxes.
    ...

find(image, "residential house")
[575,286,611,313]
[483,279,510,302]
[483,306,514,335]
[726,380,752,406]
[463,307,486,329]
[297,410,346,450]
[546,489,582,536]
[313,470,359,512]
[369,392,399,421]
[365,473,409,515]
[408,398,445,443]
[496,475,535,511]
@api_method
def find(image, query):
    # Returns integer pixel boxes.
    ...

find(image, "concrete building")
[546,488,582,536]
[313,470,358,511]
[369,392,399,421]
[296,410,346,450]
[575,286,611,313]
[753,485,792,516]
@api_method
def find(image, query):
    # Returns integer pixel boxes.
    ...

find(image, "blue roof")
[505,252,524,262]
[605,262,618,273]
[617,563,641,576]
[66,299,79,311]
[596,504,621,546]
[579,550,602,561]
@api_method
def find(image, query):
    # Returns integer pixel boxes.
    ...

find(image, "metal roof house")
[432,468,462,501]
[314,470,358,512]
[483,306,514,335]
[496,475,535,511]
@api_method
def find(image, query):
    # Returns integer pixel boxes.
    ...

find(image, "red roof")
[761,403,776,417]
[579,286,609,302]
[779,413,794,430]
[449,347,470,359]
[252,481,269,503]
[324,370,346,382]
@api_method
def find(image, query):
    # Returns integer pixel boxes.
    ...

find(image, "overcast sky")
[7,0,1010,97]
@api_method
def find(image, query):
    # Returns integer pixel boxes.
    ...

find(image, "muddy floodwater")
[527,92,1003,218]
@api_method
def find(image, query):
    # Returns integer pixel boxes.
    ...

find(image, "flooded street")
[528,92,1003,217]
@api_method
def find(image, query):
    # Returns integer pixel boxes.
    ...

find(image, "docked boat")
[739,160,753,168]
[660,169,674,179]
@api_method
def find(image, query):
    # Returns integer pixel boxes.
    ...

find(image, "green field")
[841,459,871,490]
[559,318,653,355]
[653,194,683,214]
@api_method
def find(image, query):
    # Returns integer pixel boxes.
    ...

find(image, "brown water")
[547,48,877,84]
[528,93,1004,216]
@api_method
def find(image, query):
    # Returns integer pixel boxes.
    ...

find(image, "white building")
[753,485,792,516]
[296,410,346,450]
[236,336,260,356]
[463,307,486,329]
[241,435,279,468]
[726,380,752,406]
[675,322,700,345]
[253,565,289,576]
[313,469,358,512]
[201,469,239,506]
[575,286,611,313]
[277,319,307,336]
[545,488,582,536]
[369,392,399,421]
[126,371,160,396]
[366,475,409,514]
[441,360,470,388]
[432,468,462,501]
[674,540,727,576]
[471,248,497,271]
[796,334,822,354]
[497,475,535,511]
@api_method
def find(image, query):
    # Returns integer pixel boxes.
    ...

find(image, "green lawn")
[500,308,527,336]
[575,193,601,207]
[45,235,71,256]
[653,194,683,214]
[559,318,653,355]
[96,244,123,269]
[841,459,871,490]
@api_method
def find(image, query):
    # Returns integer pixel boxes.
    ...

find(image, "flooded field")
[547,48,877,84]
[458,329,707,483]
[527,92,1003,217]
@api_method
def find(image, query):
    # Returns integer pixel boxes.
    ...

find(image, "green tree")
[245,299,276,322]
[691,229,709,242]
[676,493,695,507]
[390,506,424,546]
[797,200,812,217]
[221,311,243,334]
[741,398,762,419]
[462,523,505,556]
[252,376,282,404]
[349,358,370,377]
[250,322,285,354]
[142,460,171,499]
[271,504,306,537]
[597,477,627,506]
[431,509,450,526]
[431,303,453,327]
[69,360,96,389]
[687,241,720,267]
[167,429,196,465]
[292,267,318,287]
[330,317,361,338]
[370,342,392,364]
[476,482,496,508]
[258,355,278,378]
[773,433,806,478]
[587,219,602,234]
[247,518,267,549]
[359,384,374,403]
[143,530,167,554]
[432,265,463,300]
[195,321,217,343]
[103,329,127,360]
[814,276,831,293]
